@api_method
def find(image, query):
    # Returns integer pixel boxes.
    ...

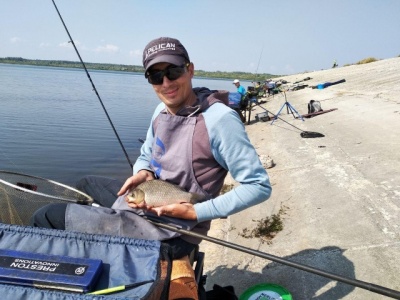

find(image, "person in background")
[31,36,271,263]
[266,79,276,96]
[254,81,263,98]
[232,79,248,122]
[233,79,246,96]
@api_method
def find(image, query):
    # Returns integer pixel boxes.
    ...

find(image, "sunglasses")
[145,63,189,85]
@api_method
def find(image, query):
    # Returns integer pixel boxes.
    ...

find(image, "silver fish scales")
[127,180,204,207]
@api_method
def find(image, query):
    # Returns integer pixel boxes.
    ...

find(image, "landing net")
[0,170,93,226]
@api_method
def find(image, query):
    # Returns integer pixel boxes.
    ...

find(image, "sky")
[1,0,399,76]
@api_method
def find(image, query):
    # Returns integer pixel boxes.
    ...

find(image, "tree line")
[0,57,278,81]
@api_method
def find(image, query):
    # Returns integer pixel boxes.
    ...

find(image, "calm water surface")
[0,64,246,187]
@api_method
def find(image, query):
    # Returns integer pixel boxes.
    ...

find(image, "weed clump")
[356,57,379,64]
[239,206,287,244]
[343,57,379,67]
[220,183,234,195]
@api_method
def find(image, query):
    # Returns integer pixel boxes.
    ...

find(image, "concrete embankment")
[200,57,400,299]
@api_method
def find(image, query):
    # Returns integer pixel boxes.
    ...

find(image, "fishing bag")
[0,223,172,300]
[229,92,250,110]
[228,92,242,109]
[307,100,323,114]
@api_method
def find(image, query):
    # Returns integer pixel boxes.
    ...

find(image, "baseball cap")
[142,37,190,71]
[233,79,240,84]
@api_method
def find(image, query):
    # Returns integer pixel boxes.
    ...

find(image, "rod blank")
[148,219,400,299]
[51,0,133,169]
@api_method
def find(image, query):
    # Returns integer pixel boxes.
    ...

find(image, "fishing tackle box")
[255,112,270,122]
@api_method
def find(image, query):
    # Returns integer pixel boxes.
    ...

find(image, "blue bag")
[0,223,172,300]
[228,92,242,109]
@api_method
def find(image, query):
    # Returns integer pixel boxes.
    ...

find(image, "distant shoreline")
[0,57,279,81]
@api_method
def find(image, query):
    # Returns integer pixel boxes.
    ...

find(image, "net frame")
[0,170,93,226]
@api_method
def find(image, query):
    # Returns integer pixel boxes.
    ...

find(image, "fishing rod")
[148,219,400,299]
[2,170,399,299]
[47,2,398,298]
[255,98,324,138]
[253,45,264,83]
[51,0,133,169]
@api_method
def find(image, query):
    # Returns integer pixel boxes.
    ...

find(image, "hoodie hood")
[174,87,229,116]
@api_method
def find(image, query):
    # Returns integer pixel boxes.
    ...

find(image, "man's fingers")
[117,177,137,196]
[118,171,155,196]
[151,207,163,216]
[117,181,131,196]
[125,202,196,220]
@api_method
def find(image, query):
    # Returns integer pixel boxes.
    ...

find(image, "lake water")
[0,63,247,187]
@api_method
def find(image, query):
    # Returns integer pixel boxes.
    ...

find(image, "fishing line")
[255,92,324,138]
[147,219,400,299]
[47,2,394,297]
[253,45,264,82]
[51,0,133,169]
[268,109,324,138]
[2,168,398,298]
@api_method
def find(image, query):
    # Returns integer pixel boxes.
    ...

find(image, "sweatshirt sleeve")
[194,106,272,222]
[133,103,165,175]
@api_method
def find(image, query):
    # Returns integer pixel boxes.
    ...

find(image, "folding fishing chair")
[242,87,264,125]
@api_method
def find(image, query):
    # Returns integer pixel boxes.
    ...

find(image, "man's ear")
[188,62,195,78]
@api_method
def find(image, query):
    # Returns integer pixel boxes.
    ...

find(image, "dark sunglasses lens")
[147,71,164,85]
[147,66,186,85]
[167,67,185,80]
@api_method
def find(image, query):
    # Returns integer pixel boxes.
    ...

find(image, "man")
[233,79,246,96]
[31,37,271,260]
[266,79,276,96]
[232,79,248,122]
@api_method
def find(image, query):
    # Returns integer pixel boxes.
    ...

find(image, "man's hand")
[150,203,198,220]
[126,200,197,220]
[117,170,155,196]
[119,171,198,220]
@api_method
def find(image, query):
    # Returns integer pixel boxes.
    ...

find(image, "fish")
[127,180,205,207]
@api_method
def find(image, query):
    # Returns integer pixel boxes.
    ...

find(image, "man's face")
[234,82,240,87]
[150,62,195,114]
